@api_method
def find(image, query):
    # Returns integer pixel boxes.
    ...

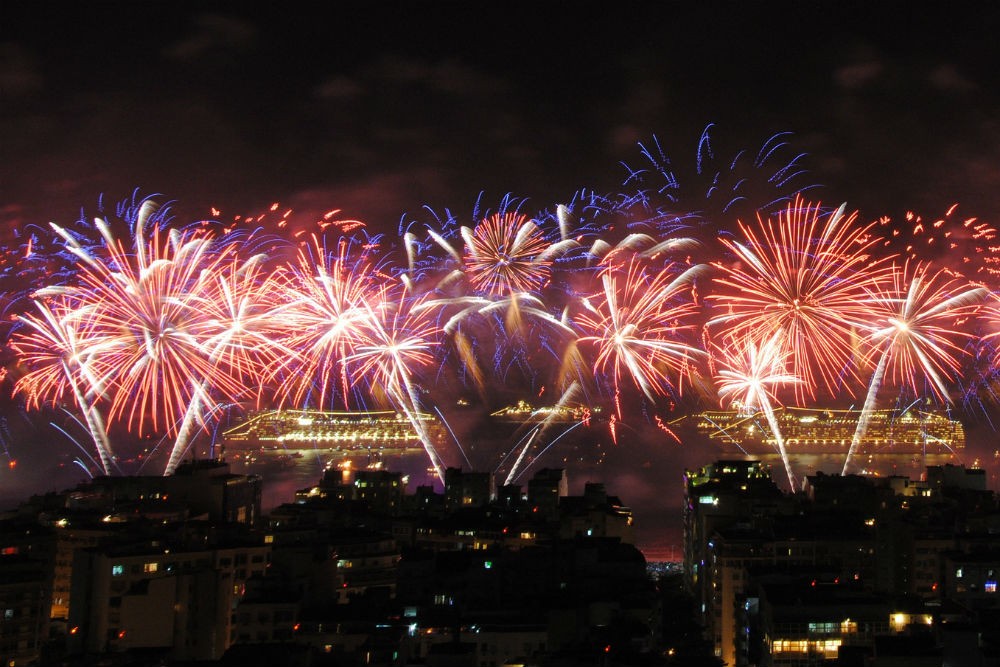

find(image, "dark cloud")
[0,42,42,98]
[3,2,1000,235]
[834,59,885,90]
[162,12,258,62]
[314,75,363,101]
[927,64,978,94]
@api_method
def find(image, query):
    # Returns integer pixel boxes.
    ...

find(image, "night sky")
[5,2,1000,241]
[5,2,1000,552]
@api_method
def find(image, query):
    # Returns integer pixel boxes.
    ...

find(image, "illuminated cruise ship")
[221,409,443,452]
[670,406,964,455]
[490,400,602,424]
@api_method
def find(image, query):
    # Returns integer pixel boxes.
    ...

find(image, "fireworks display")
[714,332,801,488]
[3,130,1000,488]
[576,255,705,415]
[708,196,890,402]
[842,260,988,474]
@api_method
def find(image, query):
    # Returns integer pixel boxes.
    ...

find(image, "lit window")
[986,580,997,593]
[956,568,963,579]
[112,564,124,576]
[816,639,842,657]
[808,622,836,633]
[144,562,158,573]
[773,639,808,653]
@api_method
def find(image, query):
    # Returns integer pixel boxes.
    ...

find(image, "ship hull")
[672,406,964,456]
[220,409,442,454]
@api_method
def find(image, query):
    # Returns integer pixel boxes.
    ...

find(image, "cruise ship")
[490,400,602,424]
[220,409,443,452]
[669,406,964,455]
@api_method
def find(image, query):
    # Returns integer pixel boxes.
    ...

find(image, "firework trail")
[217,200,367,241]
[154,244,293,471]
[504,428,539,487]
[14,197,263,475]
[502,380,585,484]
[10,296,116,475]
[882,204,1000,419]
[108,214,235,472]
[265,234,390,411]
[406,198,578,398]
[508,420,588,485]
[48,426,99,477]
[708,196,890,402]
[461,211,558,297]
[84,206,247,475]
[10,122,998,483]
[345,287,447,482]
[965,293,1000,422]
[192,251,289,386]
[842,260,987,474]
[576,255,707,413]
[619,124,819,242]
[6,193,456,479]
[434,406,473,470]
[878,203,1000,284]
[494,425,540,481]
[714,332,801,489]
